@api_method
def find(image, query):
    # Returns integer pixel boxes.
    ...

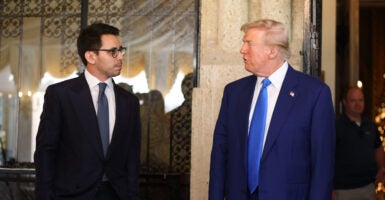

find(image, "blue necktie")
[97,82,109,157]
[248,78,271,193]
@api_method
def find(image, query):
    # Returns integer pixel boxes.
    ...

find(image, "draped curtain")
[0,0,196,95]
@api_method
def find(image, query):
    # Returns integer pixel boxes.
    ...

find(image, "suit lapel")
[107,83,121,159]
[242,76,258,173]
[261,66,299,161]
[69,74,104,159]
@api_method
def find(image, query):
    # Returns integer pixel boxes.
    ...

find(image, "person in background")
[209,19,335,200]
[34,23,141,200]
[333,86,385,200]
[139,90,170,173]
[168,73,193,173]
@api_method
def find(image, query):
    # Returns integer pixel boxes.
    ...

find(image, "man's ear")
[268,46,279,59]
[85,51,96,65]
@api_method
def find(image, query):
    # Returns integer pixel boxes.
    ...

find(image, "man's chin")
[112,71,121,77]
[245,66,253,74]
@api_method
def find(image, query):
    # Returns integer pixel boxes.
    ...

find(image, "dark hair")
[77,23,120,66]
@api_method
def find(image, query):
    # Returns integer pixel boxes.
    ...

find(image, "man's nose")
[240,44,247,54]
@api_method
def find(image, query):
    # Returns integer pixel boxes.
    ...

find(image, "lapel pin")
[290,91,295,97]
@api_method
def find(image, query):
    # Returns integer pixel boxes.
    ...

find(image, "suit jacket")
[209,66,336,200]
[34,73,141,200]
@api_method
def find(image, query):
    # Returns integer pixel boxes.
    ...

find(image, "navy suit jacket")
[209,66,336,200]
[34,73,141,200]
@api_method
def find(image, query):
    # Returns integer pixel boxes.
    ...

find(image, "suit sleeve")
[309,84,336,200]
[209,86,229,200]
[126,97,142,200]
[34,85,62,200]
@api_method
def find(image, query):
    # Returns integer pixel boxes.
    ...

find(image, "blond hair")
[241,19,290,60]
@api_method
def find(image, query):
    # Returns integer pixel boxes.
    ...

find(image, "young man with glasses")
[34,23,141,200]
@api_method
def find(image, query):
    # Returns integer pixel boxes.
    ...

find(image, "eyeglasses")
[90,46,127,58]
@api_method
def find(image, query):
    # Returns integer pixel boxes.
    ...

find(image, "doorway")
[335,0,385,119]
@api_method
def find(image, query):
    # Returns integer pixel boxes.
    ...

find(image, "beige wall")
[191,0,336,199]
[322,0,337,103]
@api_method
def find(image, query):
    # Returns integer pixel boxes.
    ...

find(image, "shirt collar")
[257,61,288,89]
[84,69,113,89]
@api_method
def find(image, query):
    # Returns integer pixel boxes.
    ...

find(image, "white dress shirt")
[85,69,116,142]
[248,61,288,149]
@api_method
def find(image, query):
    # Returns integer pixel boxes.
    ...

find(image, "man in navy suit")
[209,19,336,200]
[34,23,141,200]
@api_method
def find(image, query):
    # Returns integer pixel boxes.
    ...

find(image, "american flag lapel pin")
[290,91,295,97]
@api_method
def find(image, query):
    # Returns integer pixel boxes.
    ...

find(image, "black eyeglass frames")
[89,46,127,58]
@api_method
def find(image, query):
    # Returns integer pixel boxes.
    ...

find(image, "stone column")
[191,1,248,199]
